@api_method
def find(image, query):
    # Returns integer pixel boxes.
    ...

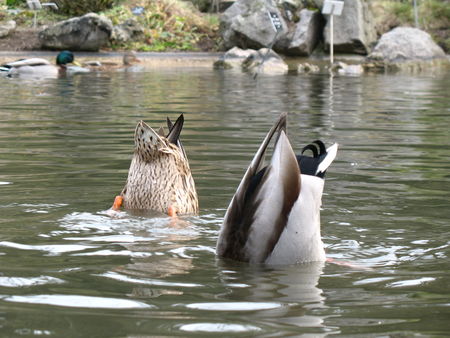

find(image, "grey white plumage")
[216,112,338,265]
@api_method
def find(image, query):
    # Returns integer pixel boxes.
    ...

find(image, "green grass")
[101,0,219,51]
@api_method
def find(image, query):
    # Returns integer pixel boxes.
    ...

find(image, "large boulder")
[220,0,287,50]
[39,13,113,51]
[368,27,446,62]
[0,20,16,38]
[283,9,323,56]
[323,0,376,55]
[220,0,325,57]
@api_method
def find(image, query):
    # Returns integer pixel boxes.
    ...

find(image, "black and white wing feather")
[217,112,301,263]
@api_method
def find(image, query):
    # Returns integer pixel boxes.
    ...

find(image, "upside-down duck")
[216,112,338,264]
[111,114,198,216]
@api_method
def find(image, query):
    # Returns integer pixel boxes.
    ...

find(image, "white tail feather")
[315,143,338,175]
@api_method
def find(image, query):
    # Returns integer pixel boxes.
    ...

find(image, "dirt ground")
[0,27,217,52]
[0,28,41,51]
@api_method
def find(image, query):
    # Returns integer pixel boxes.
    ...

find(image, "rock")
[323,0,377,55]
[312,0,324,8]
[331,61,364,75]
[0,20,16,38]
[242,48,289,75]
[220,0,287,50]
[112,19,143,43]
[39,13,113,51]
[213,47,254,69]
[368,27,446,62]
[297,62,320,73]
[214,47,288,75]
[285,9,323,56]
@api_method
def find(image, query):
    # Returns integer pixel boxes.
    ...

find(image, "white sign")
[27,0,58,10]
[268,11,283,32]
[322,0,344,16]
[27,0,42,10]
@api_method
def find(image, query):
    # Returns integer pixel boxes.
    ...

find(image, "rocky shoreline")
[2,50,448,77]
[1,0,449,76]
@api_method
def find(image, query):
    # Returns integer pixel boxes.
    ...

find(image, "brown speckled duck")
[111,114,198,216]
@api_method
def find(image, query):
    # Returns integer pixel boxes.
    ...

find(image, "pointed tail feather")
[167,114,187,159]
[315,143,338,175]
[247,112,287,174]
[217,113,293,262]
[166,114,184,145]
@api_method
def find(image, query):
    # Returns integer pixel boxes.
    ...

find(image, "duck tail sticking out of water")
[111,114,199,216]
[216,112,338,265]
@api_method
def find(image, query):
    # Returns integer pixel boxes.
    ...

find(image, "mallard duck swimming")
[111,114,199,216]
[0,51,88,78]
[216,112,338,265]
[83,52,141,71]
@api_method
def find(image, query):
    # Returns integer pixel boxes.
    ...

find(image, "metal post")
[413,0,419,28]
[330,13,334,65]
[322,1,343,67]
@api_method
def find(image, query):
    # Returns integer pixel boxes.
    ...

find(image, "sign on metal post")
[322,0,344,15]
[27,0,58,27]
[322,0,344,66]
[268,11,283,33]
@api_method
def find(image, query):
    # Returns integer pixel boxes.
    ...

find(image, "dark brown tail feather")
[218,113,296,262]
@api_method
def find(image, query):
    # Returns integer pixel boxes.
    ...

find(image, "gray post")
[330,13,334,65]
[413,0,419,28]
[322,1,344,66]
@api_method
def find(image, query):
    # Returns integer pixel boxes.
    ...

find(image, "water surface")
[0,66,449,336]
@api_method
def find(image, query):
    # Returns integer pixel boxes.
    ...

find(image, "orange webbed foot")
[168,205,177,217]
[112,195,123,211]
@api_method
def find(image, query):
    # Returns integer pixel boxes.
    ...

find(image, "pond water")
[0,64,449,337]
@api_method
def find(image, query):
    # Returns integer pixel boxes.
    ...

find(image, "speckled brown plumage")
[119,116,198,215]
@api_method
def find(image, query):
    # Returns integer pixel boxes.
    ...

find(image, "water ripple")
[100,271,203,288]
[0,276,64,287]
[179,301,287,311]
[1,294,153,309]
[0,241,97,256]
[179,322,262,333]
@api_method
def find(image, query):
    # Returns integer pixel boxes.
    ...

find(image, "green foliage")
[420,0,450,30]
[101,0,219,52]
[388,1,413,22]
[184,0,211,12]
[420,0,450,52]
[6,0,24,6]
[53,0,117,16]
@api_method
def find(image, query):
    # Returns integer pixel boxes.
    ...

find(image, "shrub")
[6,0,24,6]
[53,0,117,16]
[102,0,219,51]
